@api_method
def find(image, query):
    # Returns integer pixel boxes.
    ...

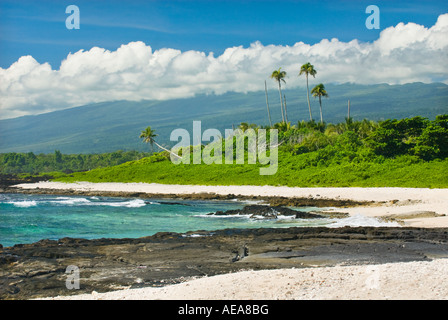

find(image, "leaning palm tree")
[139,126,181,158]
[299,62,317,121]
[270,68,287,123]
[311,83,328,124]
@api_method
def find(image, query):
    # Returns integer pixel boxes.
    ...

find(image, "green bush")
[5,115,447,188]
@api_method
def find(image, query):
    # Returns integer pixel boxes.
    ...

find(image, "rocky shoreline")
[2,226,448,300]
[1,185,378,208]
[207,204,327,219]
[2,184,448,300]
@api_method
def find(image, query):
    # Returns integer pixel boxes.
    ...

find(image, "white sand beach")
[15,182,448,300]
[15,181,448,228]
[43,259,448,300]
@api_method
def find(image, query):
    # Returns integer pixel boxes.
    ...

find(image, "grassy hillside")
[1,82,447,154]
[55,150,448,188]
[55,115,448,188]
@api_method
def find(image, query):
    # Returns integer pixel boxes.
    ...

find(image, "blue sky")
[1,0,447,119]
[1,0,446,68]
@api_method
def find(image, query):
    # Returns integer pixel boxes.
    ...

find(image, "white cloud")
[1,14,447,119]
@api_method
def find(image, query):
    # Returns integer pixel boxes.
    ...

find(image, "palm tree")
[273,121,292,133]
[311,83,328,124]
[264,80,272,127]
[139,126,181,158]
[238,122,258,132]
[239,122,249,132]
[270,68,287,123]
[299,62,317,121]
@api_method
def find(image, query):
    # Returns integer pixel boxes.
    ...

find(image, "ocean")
[0,193,399,247]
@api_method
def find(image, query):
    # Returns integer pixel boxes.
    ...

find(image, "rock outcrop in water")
[208,205,325,219]
[1,226,448,300]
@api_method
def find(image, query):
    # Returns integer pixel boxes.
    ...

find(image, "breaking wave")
[7,200,38,208]
[102,199,147,208]
[5,197,149,208]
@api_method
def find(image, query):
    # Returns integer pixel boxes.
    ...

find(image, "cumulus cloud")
[1,13,447,119]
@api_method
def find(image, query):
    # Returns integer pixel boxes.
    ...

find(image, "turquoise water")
[0,193,399,248]
[0,193,334,247]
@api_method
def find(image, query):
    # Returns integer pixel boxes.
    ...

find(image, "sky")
[0,0,447,119]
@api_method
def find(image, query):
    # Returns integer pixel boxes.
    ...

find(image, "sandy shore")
[43,258,448,300]
[14,181,448,227]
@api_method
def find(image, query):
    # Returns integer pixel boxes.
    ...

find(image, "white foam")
[8,200,37,208]
[275,215,297,220]
[328,214,401,228]
[194,213,252,219]
[104,199,146,208]
[230,199,264,205]
[182,234,206,238]
[50,198,91,205]
[46,197,147,208]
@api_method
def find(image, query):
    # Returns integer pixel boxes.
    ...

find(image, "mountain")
[0,82,447,154]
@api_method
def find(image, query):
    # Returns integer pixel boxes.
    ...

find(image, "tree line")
[256,115,448,162]
[3,115,445,176]
[0,150,152,174]
[139,115,448,168]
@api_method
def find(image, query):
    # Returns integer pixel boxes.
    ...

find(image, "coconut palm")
[270,68,287,123]
[311,83,328,124]
[238,122,258,133]
[139,126,181,158]
[273,121,292,133]
[299,62,317,121]
[238,122,249,132]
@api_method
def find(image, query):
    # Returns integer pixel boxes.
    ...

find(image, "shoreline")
[3,181,448,300]
[3,226,448,300]
[9,181,448,228]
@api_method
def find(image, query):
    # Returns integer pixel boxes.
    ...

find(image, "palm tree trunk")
[154,140,181,158]
[265,80,272,127]
[306,75,313,121]
[319,96,323,124]
[278,81,285,123]
[347,99,350,120]
[283,94,288,123]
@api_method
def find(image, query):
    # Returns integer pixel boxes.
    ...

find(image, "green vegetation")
[1,58,445,188]
[1,83,446,154]
[52,115,448,188]
[0,150,151,174]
